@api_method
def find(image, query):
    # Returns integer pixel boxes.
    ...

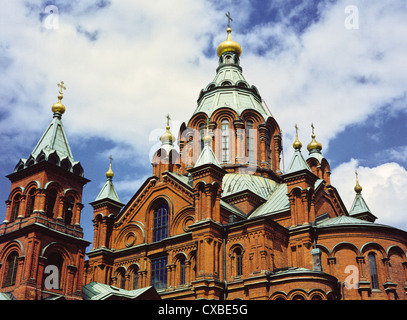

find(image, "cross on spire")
[295,124,299,136]
[225,12,233,28]
[166,114,171,126]
[311,123,315,135]
[57,81,66,95]
[109,155,113,164]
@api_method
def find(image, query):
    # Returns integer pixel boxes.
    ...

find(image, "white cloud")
[331,159,407,231]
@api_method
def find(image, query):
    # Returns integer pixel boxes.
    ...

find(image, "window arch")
[11,194,21,221]
[368,252,379,289]
[246,121,254,163]
[129,265,140,289]
[3,251,19,287]
[26,188,36,216]
[199,123,205,153]
[221,119,230,162]
[115,267,126,289]
[46,189,58,218]
[153,202,169,242]
[64,196,75,225]
[235,247,243,277]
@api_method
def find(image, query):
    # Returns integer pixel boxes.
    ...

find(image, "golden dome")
[160,125,175,145]
[292,124,302,150]
[354,170,362,194]
[106,162,114,179]
[217,27,242,57]
[52,81,66,114]
[307,124,322,152]
[307,134,323,152]
[52,93,66,114]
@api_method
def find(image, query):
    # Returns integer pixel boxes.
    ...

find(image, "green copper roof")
[191,51,269,120]
[82,282,159,300]
[249,183,290,218]
[284,149,313,175]
[222,173,279,200]
[193,143,222,169]
[349,193,372,216]
[31,114,74,162]
[94,176,121,203]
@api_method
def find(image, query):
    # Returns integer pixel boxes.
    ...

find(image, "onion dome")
[217,27,242,58]
[160,114,175,145]
[293,124,302,150]
[52,81,66,115]
[307,123,322,153]
[354,170,363,194]
[106,162,114,179]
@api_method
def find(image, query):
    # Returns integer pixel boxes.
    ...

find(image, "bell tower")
[0,82,90,300]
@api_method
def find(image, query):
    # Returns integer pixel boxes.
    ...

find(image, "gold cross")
[311,123,315,135]
[109,155,113,164]
[295,124,299,135]
[166,114,170,126]
[225,12,233,28]
[57,81,66,95]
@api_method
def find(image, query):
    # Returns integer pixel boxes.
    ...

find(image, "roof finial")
[307,123,322,153]
[293,124,302,150]
[106,155,114,179]
[354,170,362,194]
[160,114,175,145]
[226,12,233,28]
[52,81,67,116]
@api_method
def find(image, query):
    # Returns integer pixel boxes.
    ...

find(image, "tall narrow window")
[246,121,254,163]
[235,248,243,277]
[199,123,205,153]
[132,267,139,289]
[3,252,19,287]
[180,258,186,285]
[26,188,36,216]
[221,119,229,162]
[46,189,57,218]
[153,202,169,242]
[151,256,168,290]
[369,253,379,289]
[11,194,21,221]
[64,196,74,225]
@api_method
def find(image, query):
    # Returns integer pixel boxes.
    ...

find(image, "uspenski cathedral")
[1,21,407,300]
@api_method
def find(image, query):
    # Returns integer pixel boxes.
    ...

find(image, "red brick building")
[84,27,407,300]
[0,85,90,300]
[1,26,407,300]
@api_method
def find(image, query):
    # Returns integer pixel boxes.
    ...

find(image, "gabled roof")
[249,183,290,218]
[94,178,122,204]
[31,114,74,162]
[193,143,222,169]
[284,149,312,175]
[82,282,160,300]
[349,193,372,216]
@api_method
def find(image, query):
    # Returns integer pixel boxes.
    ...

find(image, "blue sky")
[1,0,407,247]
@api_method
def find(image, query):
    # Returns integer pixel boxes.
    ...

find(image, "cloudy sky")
[1,0,406,245]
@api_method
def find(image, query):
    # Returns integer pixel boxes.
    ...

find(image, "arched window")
[199,123,205,153]
[246,121,254,163]
[11,194,21,221]
[3,252,19,287]
[26,188,36,216]
[221,119,229,162]
[46,189,58,218]
[115,268,126,289]
[235,248,243,277]
[153,202,169,242]
[368,253,379,289]
[131,266,139,289]
[179,257,186,286]
[64,196,74,225]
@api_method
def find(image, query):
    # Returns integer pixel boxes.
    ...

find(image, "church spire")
[94,156,121,203]
[349,171,377,222]
[216,13,242,58]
